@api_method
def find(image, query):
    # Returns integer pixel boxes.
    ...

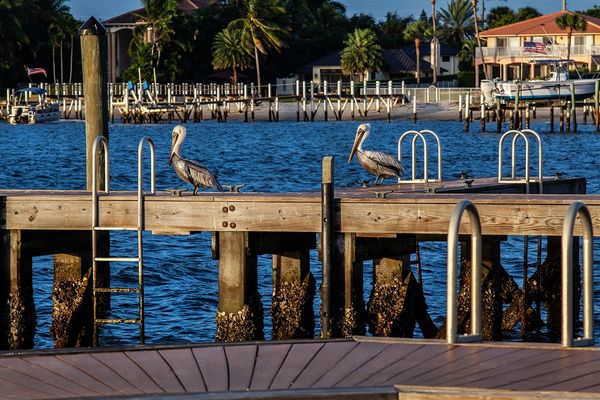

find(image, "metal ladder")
[91,136,155,346]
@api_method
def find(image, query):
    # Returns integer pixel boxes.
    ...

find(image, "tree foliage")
[556,13,587,63]
[340,28,383,82]
[437,0,474,47]
[212,27,253,85]
[485,6,541,29]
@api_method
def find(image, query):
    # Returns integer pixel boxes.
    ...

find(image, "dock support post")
[216,232,263,342]
[320,156,334,338]
[331,233,365,337]
[496,99,501,133]
[0,230,35,350]
[550,106,555,132]
[571,82,577,133]
[272,251,315,339]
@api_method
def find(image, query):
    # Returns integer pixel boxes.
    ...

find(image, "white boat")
[6,87,60,125]
[481,60,597,106]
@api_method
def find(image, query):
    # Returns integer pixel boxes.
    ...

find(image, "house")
[302,47,437,85]
[402,41,460,77]
[103,0,213,82]
[476,10,600,85]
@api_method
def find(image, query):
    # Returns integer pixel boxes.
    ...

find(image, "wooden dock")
[2,337,600,399]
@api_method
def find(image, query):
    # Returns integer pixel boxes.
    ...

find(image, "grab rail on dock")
[91,136,110,195]
[397,129,442,183]
[498,129,543,194]
[447,200,482,344]
[561,202,594,348]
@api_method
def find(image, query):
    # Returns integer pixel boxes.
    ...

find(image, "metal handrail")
[498,129,543,194]
[561,202,594,348]
[446,200,482,344]
[91,136,110,196]
[136,136,155,345]
[447,200,482,344]
[397,129,442,183]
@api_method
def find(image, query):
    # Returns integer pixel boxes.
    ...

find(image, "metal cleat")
[458,171,470,180]
[555,171,563,180]
[168,188,188,197]
[464,179,475,188]
[359,180,371,188]
[223,184,246,193]
[371,190,393,199]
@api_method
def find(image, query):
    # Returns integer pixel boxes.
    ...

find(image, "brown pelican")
[348,123,404,184]
[169,125,223,193]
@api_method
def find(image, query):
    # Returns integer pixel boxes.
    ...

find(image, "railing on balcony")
[476,44,600,59]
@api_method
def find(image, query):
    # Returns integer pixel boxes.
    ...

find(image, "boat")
[481,60,598,106]
[6,87,60,125]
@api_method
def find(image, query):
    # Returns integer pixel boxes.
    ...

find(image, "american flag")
[524,42,547,54]
[25,66,47,77]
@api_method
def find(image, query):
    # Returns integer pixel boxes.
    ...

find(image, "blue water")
[1,118,600,348]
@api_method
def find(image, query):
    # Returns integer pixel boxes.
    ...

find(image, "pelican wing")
[184,158,223,191]
[362,150,404,178]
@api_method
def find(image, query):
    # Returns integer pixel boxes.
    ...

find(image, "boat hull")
[7,103,60,125]
[482,79,597,105]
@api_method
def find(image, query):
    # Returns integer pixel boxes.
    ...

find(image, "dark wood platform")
[2,337,600,399]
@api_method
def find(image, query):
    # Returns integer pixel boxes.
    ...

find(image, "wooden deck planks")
[2,340,600,398]
[224,345,258,391]
[57,353,141,395]
[249,343,291,391]
[158,348,207,393]
[91,351,163,394]
[192,345,229,392]
[290,341,358,388]
[269,342,324,390]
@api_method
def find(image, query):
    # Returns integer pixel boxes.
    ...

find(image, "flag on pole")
[25,66,47,77]
[524,42,547,54]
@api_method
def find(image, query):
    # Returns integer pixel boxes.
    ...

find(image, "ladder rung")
[93,227,139,231]
[95,318,140,325]
[94,257,139,263]
[95,287,139,293]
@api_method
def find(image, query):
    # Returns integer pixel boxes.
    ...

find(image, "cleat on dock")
[167,188,188,196]
[223,184,246,193]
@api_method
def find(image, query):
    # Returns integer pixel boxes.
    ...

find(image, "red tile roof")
[480,10,600,37]
[105,0,213,25]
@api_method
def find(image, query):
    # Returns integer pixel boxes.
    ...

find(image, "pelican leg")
[193,186,198,195]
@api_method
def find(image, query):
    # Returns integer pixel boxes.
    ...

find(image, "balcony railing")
[476,45,600,59]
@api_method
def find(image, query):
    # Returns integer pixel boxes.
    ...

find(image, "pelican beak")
[348,127,365,163]
[168,132,178,166]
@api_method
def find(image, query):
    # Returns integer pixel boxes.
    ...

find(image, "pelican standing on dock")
[169,125,223,193]
[348,123,404,184]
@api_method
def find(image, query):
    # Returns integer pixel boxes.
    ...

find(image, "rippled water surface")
[1,118,600,348]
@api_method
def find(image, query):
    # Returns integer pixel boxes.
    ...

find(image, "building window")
[442,55,450,62]
[497,38,508,47]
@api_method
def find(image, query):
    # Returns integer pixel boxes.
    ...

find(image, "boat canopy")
[16,87,46,95]
[529,59,575,64]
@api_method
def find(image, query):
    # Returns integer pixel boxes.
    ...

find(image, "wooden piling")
[413,96,417,123]
[595,80,599,132]
[496,99,501,133]
[480,103,485,132]
[320,156,334,338]
[550,106,554,132]
[216,232,263,342]
[560,105,565,132]
[571,82,577,132]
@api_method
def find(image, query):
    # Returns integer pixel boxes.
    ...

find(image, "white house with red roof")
[475,9,600,85]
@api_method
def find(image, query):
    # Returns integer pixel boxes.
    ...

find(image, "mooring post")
[560,104,565,132]
[70,16,110,348]
[413,95,417,123]
[458,95,463,122]
[296,80,300,122]
[571,82,577,132]
[496,99,501,133]
[320,156,334,338]
[323,80,328,122]
[550,106,554,132]
[480,103,485,132]
[595,80,599,132]
[350,81,355,120]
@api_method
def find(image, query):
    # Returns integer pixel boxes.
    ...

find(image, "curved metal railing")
[447,200,482,344]
[561,201,594,348]
[498,129,543,194]
[397,129,442,183]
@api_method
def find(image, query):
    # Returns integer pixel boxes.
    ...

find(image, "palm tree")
[471,0,487,80]
[431,0,438,84]
[556,13,587,64]
[228,0,287,94]
[340,28,383,82]
[133,0,178,70]
[212,27,253,86]
[403,19,432,84]
[438,0,474,48]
